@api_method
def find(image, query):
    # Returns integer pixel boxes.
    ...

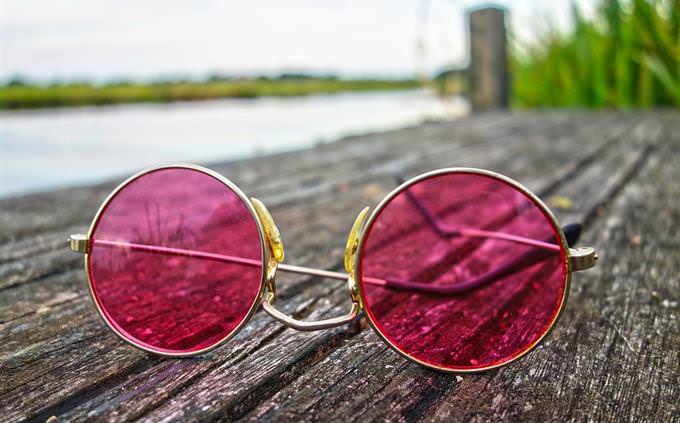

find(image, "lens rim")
[354,167,571,373]
[84,164,268,357]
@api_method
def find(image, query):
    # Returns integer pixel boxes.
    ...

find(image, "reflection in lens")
[88,167,263,354]
[359,172,567,371]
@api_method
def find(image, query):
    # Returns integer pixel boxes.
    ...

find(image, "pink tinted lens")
[88,167,263,354]
[359,171,567,371]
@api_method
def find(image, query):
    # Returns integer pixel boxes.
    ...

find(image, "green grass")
[511,0,679,108]
[0,78,421,110]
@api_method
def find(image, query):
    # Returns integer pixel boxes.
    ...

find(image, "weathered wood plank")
[238,115,673,422]
[0,111,677,422]
[29,117,624,423]
[0,112,636,420]
[425,113,680,422]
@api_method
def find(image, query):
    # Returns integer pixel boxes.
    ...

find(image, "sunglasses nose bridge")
[256,206,371,332]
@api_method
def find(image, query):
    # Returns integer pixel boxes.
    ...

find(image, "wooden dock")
[1,111,678,422]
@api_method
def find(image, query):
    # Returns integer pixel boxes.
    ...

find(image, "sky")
[0,0,596,82]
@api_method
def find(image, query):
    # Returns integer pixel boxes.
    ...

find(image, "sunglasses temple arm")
[78,238,351,280]
[276,252,557,295]
[79,239,546,290]
[382,241,598,294]
[74,237,595,297]
[71,238,510,293]
[398,182,598,269]
[399,179,581,250]
[379,248,553,295]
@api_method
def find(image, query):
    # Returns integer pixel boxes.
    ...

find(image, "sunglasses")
[68,164,598,372]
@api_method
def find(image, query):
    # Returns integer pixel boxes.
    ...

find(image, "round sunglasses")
[68,164,598,372]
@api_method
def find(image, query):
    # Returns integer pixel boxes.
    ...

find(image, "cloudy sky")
[0,0,596,82]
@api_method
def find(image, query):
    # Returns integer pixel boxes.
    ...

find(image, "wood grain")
[1,111,677,422]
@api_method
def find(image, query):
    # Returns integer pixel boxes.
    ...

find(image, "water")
[0,90,467,198]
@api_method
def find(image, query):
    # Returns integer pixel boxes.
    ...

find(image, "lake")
[0,90,467,198]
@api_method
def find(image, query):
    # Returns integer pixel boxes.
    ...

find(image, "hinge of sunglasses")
[569,246,598,271]
[68,234,89,253]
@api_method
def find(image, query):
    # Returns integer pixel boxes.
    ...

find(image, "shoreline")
[0,79,422,111]
[0,88,431,117]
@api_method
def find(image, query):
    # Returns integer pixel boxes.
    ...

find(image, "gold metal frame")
[79,164,270,358]
[69,164,598,371]
[353,167,575,373]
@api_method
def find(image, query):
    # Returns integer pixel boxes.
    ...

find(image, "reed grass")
[511,0,679,108]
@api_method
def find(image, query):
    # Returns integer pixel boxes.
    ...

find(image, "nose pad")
[251,198,285,264]
[344,207,371,277]
[251,198,284,302]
